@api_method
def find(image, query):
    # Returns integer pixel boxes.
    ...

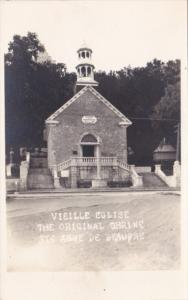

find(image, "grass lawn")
[7,191,180,271]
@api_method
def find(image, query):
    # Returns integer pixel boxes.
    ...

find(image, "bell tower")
[76,43,98,88]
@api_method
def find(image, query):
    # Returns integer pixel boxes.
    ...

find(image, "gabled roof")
[46,85,132,126]
[154,144,176,153]
[154,137,176,153]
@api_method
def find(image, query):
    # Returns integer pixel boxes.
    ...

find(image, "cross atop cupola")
[76,43,98,87]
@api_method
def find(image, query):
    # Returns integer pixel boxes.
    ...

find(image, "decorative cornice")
[77,47,92,53]
[88,86,132,126]
[46,85,132,126]
[45,120,60,125]
[76,81,99,87]
[46,86,87,121]
[119,121,129,127]
[76,63,95,68]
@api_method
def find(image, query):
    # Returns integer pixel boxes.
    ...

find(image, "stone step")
[30,157,48,168]
[27,168,54,190]
[27,175,54,189]
[28,168,51,175]
[139,172,167,187]
[30,152,47,158]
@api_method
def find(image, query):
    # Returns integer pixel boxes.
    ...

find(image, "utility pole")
[174,123,180,161]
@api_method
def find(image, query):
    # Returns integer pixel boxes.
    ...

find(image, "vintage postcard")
[0,0,187,299]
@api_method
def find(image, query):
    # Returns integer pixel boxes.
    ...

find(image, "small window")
[82,52,85,58]
[86,51,89,58]
[72,150,78,155]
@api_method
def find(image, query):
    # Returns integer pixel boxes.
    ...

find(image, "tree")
[5,32,45,67]
[95,60,166,164]
[5,32,76,154]
[95,59,180,164]
[5,33,180,165]
[151,81,180,147]
[151,60,180,147]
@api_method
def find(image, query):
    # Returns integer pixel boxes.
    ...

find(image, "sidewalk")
[7,186,180,198]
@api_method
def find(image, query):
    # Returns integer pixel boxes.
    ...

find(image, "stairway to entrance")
[27,155,54,190]
[139,172,167,188]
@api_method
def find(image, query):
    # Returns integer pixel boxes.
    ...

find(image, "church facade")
[45,44,132,188]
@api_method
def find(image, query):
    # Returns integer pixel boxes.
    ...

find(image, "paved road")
[7,190,180,217]
[7,191,180,271]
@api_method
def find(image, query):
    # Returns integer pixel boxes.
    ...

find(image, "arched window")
[82,52,85,58]
[86,51,89,58]
[81,134,97,143]
[81,66,86,77]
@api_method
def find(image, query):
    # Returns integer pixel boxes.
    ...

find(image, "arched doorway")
[80,134,99,157]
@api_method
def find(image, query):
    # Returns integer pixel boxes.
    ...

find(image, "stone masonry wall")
[47,89,128,167]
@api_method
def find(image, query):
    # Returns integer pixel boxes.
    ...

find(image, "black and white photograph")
[0,0,187,299]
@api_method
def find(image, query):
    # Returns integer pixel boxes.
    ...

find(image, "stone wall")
[135,166,151,173]
[155,161,181,188]
[58,165,130,188]
[6,178,20,192]
[76,166,130,181]
[129,165,143,187]
[47,89,128,167]
[153,152,176,161]
[20,161,29,191]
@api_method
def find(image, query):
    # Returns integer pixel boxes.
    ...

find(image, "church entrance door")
[80,134,99,158]
[82,145,95,157]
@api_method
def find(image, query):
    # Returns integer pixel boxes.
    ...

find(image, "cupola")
[76,43,98,87]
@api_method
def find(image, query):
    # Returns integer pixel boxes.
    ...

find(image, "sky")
[0,0,187,73]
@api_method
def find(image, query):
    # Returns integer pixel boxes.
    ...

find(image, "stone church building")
[45,44,132,188]
[7,44,180,191]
